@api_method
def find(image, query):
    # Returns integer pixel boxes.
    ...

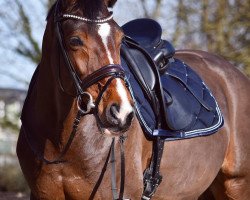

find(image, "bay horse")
[17,0,250,199]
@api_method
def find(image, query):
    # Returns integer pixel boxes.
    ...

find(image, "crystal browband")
[63,12,113,23]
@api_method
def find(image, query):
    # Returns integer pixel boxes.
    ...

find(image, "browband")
[62,12,113,23]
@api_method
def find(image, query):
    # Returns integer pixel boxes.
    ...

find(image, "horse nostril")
[110,104,120,120]
[126,111,134,125]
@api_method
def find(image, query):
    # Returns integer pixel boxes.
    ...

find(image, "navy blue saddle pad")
[121,19,224,141]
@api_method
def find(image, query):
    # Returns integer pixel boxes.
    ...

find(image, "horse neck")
[74,115,113,166]
[73,116,145,184]
[30,37,109,155]
[25,23,75,144]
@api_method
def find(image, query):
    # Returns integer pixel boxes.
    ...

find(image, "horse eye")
[69,37,84,46]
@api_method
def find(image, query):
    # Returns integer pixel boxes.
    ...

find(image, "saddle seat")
[123,18,162,49]
[123,18,175,61]
[122,19,175,104]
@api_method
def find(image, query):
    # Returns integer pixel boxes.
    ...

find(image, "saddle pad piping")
[184,104,223,136]
[127,82,154,134]
[129,78,223,140]
[152,105,223,138]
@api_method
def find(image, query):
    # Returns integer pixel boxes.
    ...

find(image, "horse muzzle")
[106,103,134,133]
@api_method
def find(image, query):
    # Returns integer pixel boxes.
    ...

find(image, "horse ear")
[105,0,117,8]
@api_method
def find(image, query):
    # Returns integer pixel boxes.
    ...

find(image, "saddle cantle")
[122,18,162,49]
[122,18,175,71]
[121,18,224,141]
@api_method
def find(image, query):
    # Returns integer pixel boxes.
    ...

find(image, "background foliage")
[1,0,249,84]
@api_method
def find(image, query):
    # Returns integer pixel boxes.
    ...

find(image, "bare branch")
[139,0,150,18]
[0,69,30,85]
[152,0,163,19]
[15,1,41,63]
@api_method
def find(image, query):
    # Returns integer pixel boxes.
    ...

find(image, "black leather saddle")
[121,18,224,140]
[123,18,175,69]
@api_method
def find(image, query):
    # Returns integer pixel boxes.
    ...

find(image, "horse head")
[44,0,134,136]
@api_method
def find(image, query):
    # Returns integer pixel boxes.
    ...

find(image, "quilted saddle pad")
[121,50,224,141]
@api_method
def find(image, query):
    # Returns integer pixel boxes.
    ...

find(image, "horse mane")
[46,0,106,21]
[46,2,56,21]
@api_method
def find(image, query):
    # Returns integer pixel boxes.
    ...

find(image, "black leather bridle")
[54,1,126,114]
[53,1,128,199]
[22,1,129,199]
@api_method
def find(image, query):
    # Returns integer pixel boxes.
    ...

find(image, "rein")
[89,136,127,200]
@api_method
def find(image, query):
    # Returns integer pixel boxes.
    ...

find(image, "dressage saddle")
[121,18,224,140]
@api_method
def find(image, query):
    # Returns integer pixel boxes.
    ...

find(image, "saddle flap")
[121,43,156,95]
[122,18,162,49]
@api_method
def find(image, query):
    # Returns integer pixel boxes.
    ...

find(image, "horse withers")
[17,0,250,199]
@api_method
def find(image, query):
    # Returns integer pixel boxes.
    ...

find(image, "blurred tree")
[133,0,250,77]
[15,1,42,64]
[0,0,56,87]
[0,0,55,65]
[0,0,249,83]
[171,0,197,47]
[46,0,56,10]
[140,0,163,19]
[171,0,250,76]
[0,0,55,133]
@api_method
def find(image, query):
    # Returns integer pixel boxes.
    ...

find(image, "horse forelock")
[76,0,108,19]
[46,0,108,21]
